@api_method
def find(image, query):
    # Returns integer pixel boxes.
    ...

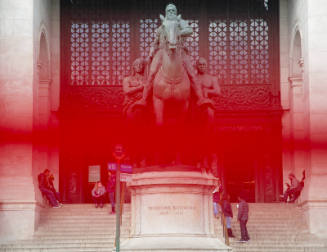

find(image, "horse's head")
[160,15,182,52]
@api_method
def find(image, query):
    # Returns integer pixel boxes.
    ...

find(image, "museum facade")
[0,0,326,241]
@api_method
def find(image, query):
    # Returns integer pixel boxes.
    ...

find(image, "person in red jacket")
[222,194,235,238]
[212,178,223,218]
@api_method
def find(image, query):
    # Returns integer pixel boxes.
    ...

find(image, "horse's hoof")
[197,99,214,108]
[131,103,146,113]
[133,100,147,109]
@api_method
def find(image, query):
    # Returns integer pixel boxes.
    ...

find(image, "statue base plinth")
[119,168,231,252]
[120,236,229,252]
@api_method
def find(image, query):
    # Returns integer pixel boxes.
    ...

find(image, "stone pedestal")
[120,168,230,252]
[0,177,38,241]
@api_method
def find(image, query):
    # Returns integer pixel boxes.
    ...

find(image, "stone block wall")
[281,0,327,237]
[0,0,60,241]
[0,0,35,241]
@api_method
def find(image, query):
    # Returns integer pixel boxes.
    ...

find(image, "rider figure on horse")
[138,3,209,107]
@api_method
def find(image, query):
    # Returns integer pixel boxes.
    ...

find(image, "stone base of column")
[119,168,231,252]
[0,200,39,242]
[302,200,327,238]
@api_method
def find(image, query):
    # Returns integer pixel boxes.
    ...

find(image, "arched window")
[291,31,303,78]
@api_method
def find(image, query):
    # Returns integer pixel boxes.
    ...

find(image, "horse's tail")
[301,170,306,183]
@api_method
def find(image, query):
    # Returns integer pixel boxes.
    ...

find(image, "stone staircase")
[0,204,131,252]
[219,203,327,252]
[1,203,326,252]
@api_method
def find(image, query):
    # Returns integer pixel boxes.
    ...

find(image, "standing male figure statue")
[122,57,146,120]
[195,57,221,174]
[136,3,209,108]
[196,57,221,125]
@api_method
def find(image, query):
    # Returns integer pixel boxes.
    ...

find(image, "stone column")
[303,0,327,237]
[0,0,36,241]
[287,0,327,237]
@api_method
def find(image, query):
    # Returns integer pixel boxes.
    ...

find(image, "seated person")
[92,181,106,208]
[38,169,61,208]
[281,171,305,203]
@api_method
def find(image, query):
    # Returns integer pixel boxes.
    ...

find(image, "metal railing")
[221,212,230,246]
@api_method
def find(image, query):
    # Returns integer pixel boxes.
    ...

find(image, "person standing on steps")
[212,178,223,218]
[221,193,235,238]
[237,191,250,242]
[107,171,116,214]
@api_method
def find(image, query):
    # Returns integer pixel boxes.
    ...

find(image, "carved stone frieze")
[213,84,280,111]
[61,84,282,116]
[61,86,124,115]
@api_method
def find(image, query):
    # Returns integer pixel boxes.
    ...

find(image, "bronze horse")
[150,17,191,126]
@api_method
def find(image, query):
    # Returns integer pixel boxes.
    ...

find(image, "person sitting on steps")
[92,181,106,208]
[38,169,61,208]
[48,171,62,205]
[280,171,305,203]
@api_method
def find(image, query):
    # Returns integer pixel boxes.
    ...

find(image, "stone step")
[0,242,114,249]
[40,216,130,219]
[50,204,131,208]
[39,216,130,221]
[34,230,130,235]
[0,248,114,252]
[40,212,131,216]
[32,234,127,239]
[39,218,130,223]
[7,237,127,243]
[231,247,325,252]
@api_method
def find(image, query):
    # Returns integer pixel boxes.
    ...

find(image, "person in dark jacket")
[281,172,305,203]
[237,192,250,242]
[48,172,61,204]
[38,169,60,208]
[222,194,235,238]
[106,171,116,213]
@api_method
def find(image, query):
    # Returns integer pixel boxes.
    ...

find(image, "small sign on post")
[108,162,132,226]
[108,163,133,174]
[88,165,101,183]
[120,173,132,182]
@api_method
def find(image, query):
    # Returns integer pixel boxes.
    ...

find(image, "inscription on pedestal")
[142,194,202,234]
[148,205,196,216]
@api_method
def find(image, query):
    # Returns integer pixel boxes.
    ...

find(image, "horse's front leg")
[180,100,189,124]
[153,96,164,126]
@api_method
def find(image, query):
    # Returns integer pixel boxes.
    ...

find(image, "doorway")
[224,153,255,203]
